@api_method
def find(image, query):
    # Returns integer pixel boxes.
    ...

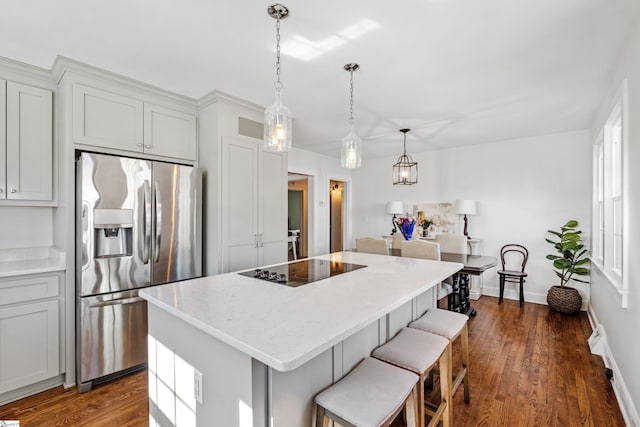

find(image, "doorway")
[288,174,309,260]
[329,180,344,253]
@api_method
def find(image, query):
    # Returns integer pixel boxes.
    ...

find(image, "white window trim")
[592,78,629,308]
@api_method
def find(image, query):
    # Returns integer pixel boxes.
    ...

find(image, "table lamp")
[386,201,404,235]
[455,199,477,239]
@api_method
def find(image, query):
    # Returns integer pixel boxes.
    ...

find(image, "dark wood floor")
[0,297,625,426]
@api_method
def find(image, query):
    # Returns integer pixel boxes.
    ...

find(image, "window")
[593,79,628,307]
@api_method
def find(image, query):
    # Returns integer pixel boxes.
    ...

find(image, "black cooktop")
[238,259,367,287]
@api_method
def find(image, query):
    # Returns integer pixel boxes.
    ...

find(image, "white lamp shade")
[455,199,477,215]
[386,201,404,215]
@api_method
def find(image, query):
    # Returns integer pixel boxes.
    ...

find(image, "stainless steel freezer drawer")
[78,290,147,386]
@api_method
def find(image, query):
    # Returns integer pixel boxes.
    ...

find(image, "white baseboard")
[587,305,640,426]
[482,285,589,310]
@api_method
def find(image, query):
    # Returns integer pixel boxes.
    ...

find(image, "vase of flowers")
[418,218,433,237]
[395,216,416,240]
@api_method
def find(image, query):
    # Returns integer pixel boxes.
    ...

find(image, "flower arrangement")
[418,217,434,237]
[395,216,416,240]
[418,218,433,230]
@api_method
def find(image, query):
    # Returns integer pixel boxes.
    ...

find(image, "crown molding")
[0,55,56,89]
[52,55,197,109]
[198,89,264,113]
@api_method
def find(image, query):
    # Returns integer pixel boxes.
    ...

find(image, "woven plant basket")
[547,286,582,314]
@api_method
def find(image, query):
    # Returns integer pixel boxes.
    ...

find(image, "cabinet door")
[259,149,287,266]
[0,79,5,200]
[72,84,143,153]
[144,103,196,161]
[0,300,59,393]
[5,82,53,200]
[221,136,259,272]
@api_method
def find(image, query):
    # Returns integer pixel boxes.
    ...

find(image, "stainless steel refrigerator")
[76,152,202,392]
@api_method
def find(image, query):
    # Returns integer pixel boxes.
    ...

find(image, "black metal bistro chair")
[497,244,528,307]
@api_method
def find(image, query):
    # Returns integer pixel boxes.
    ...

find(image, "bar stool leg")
[440,343,452,427]
[406,384,418,427]
[461,322,470,404]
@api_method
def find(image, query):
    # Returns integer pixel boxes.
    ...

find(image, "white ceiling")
[1,0,638,159]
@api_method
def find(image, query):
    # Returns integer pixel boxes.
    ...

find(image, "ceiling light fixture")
[341,63,362,169]
[264,4,292,152]
[392,129,418,185]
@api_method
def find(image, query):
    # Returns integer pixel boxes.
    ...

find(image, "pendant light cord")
[275,18,282,90]
[349,69,354,124]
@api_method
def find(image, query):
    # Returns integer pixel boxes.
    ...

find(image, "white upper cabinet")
[144,103,197,161]
[0,80,5,200]
[1,81,53,201]
[73,83,196,161]
[72,83,144,153]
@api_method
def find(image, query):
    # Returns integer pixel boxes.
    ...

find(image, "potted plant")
[545,219,590,314]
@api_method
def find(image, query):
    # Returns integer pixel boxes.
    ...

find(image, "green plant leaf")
[565,220,578,228]
[575,258,590,265]
[554,259,571,269]
[546,254,561,260]
[547,230,562,238]
[572,277,590,283]
[573,267,590,275]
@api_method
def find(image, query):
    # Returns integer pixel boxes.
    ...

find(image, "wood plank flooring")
[0,296,625,426]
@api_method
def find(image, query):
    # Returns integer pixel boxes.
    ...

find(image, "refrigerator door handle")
[142,181,151,264]
[88,296,146,308]
[153,181,162,263]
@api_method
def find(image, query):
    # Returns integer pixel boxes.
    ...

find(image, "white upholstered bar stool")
[356,237,389,255]
[372,328,452,427]
[313,357,419,427]
[409,309,471,413]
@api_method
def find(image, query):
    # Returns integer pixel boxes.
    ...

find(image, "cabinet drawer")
[0,275,59,306]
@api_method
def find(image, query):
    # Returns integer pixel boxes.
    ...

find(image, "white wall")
[351,153,442,245]
[438,131,591,304]
[288,147,351,257]
[0,207,52,249]
[351,130,591,305]
[588,20,640,425]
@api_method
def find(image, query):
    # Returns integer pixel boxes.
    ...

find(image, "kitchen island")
[140,251,462,427]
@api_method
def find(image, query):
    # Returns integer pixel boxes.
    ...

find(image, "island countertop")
[140,251,462,372]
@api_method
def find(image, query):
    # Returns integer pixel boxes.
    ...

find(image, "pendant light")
[392,129,418,185]
[264,4,292,152]
[341,63,362,169]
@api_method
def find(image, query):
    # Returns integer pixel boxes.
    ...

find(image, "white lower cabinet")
[0,274,60,394]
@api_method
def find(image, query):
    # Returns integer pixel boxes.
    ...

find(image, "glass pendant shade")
[264,90,292,152]
[341,122,362,168]
[341,63,361,169]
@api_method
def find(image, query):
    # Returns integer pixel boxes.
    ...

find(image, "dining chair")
[497,244,528,306]
[435,233,468,255]
[356,237,389,255]
[400,240,453,302]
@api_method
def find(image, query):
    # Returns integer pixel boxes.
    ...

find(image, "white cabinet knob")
[137,143,143,147]
[10,188,17,193]
[145,144,151,149]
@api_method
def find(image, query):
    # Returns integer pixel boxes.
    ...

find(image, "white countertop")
[141,251,462,372]
[0,247,66,278]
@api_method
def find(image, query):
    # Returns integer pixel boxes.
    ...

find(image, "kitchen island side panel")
[147,303,253,427]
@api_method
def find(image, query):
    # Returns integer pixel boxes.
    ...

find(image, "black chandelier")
[392,129,418,185]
